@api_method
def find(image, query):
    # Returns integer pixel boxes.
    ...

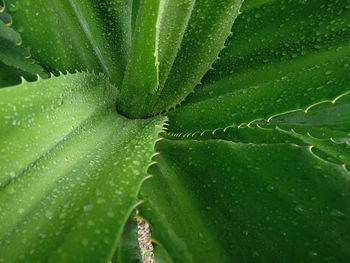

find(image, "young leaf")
[0,72,165,263]
[151,0,244,115]
[118,0,244,118]
[117,0,161,118]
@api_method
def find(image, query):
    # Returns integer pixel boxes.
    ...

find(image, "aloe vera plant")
[1,0,350,262]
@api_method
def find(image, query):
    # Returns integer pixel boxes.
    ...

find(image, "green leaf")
[117,0,161,118]
[153,243,173,263]
[151,0,243,115]
[0,60,27,87]
[140,139,350,262]
[286,130,350,167]
[0,72,165,262]
[167,0,350,133]
[118,0,244,118]
[131,0,141,33]
[0,9,11,24]
[114,215,142,263]
[156,0,196,90]
[0,15,44,85]
[6,0,131,85]
[118,0,197,118]
[0,16,19,44]
[163,125,307,146]
[258,92,350,141]
[249,92,350,167]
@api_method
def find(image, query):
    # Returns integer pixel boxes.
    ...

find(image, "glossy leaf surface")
[1,0,350,262]
[167,0,350,133]
[118,0,243,117]
[150,0,244,115]
[6,0,131,85]
[0,73,165,263]
[140,139,350,262]
[117,0,160,118]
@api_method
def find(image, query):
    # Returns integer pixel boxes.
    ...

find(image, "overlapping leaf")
[6,0,131,85]
[117,0,161,118]
[6,0,244,118]
[117,0,244,118]
[113,215,142,263]
[140,139,350,262]
[0,8,44,87]
[1,0,350,262]
[256,92,350,141]
[0,72,165,263]
[167,0,350,133]
[149,0,244,115]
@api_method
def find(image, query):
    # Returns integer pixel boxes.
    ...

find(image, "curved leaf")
[286,130,350,167]
[6,0,132,85]
[0,14,44,86]
[250,92,350,167]
[118,0,244,118]
[151,0,243,115]
[140,139,350,262]
[0,60,31,87]
[156,0,196,90]
[0,72,165,262]
[167,0,350,133]
[0,11,11,25]
[117,0,161,118]
[113,215,142,263]
[258,92,350,141]
[117,0,196,118]
[163,125,307,146]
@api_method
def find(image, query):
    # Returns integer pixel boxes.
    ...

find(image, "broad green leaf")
[167,0,350,133]
[6,0,132,85]
[0,72,165,262]
[140,139,350,262]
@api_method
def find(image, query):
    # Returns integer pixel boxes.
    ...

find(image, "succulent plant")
[0,0,350,262]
